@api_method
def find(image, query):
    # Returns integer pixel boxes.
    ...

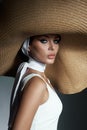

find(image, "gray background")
[0,76,14,130]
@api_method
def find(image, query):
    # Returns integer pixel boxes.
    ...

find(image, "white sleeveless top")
[22,73,63,130]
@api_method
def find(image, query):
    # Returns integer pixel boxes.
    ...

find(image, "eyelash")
[39,39,61,44]
[54,39,60,44]
[40,39,47,44]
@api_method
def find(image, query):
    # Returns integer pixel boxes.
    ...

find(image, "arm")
[12,76,46,130]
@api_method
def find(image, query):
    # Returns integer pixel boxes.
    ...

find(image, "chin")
[47,59,55,64]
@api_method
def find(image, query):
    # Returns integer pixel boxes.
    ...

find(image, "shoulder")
[27,75,46,87]
[23,75,47,98]
[20,75,47,106]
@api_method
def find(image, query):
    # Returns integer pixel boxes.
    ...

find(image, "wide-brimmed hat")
[0,0,87,76]
[3,0,87,35]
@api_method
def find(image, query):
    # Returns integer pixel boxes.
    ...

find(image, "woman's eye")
[54,35,61,44]
[54,38,61,44]
[40,39,47,44]
[54,39,60,44]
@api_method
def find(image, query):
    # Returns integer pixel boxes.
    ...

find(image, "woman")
[8,34,62,130]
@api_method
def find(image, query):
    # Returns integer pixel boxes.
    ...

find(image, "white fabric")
[12,56,46,104]
[21,73,63,130]
[9,38,62,130]
[22,38,30,57]
[12,38,46,104]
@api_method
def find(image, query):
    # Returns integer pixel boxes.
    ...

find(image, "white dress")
[21,73,63,130]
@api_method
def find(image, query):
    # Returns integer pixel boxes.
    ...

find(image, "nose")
[48,40,55,50]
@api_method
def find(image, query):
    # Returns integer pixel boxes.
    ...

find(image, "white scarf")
[12,38,46,104]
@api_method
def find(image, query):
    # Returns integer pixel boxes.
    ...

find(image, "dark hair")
[29,36,35,45]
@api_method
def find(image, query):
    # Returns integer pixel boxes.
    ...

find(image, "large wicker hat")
[0,0,87,76]
[3,0,87,35]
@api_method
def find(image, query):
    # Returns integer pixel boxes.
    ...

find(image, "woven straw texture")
[0,0,87,76]
[3,0,87,34]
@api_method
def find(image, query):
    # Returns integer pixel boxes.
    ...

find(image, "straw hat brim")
[0,0,87,76]
[3,0,87,35]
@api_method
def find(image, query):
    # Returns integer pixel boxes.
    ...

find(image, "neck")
[12,56,46,104]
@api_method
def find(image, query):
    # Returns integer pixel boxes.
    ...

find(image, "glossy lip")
[48,54,56,59]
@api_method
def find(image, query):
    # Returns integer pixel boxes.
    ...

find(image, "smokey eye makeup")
[54,35,61,44]
[39,39,48,44]
[31,34,61,44]
[39,36,61,44]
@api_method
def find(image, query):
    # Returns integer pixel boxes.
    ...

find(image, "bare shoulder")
[12,76,47,129]
[22,76,47,100]
[25,75,46,89]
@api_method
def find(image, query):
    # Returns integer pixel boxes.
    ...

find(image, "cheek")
[32,46,45,58]
[55,45,59,53]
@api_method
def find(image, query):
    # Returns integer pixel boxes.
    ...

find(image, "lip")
[48,54,56,59]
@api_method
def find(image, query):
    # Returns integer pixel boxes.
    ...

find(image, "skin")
[29,34,60,64]
[0,0,87,94]
[0,1,87,95]
[0,25,87,94]
[46,34,87,94]
[0,2,87,129]
[12,34,60,130]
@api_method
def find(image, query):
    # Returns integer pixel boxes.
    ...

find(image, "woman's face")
[29,34,61,64]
